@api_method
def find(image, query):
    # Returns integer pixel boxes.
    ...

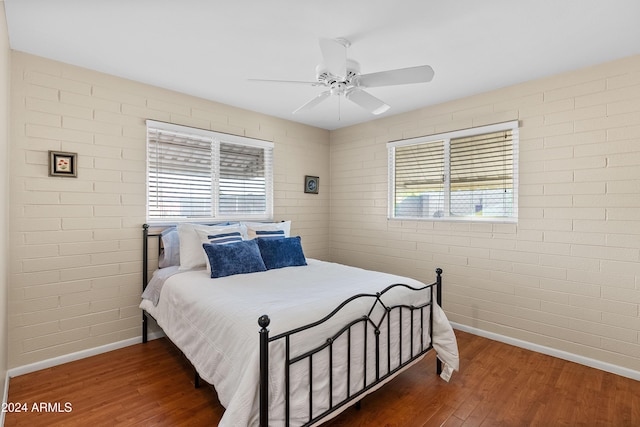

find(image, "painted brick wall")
[8,52,330,368]
[330,55,640,372]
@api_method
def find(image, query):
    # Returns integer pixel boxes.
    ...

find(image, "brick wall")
[330,55,640,372]
[8,52,330,367]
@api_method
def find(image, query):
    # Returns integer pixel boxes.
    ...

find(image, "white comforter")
[140,259,458,426]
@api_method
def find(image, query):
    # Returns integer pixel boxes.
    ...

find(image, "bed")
[139,222,459,426]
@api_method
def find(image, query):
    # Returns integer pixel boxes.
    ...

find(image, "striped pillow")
[244,221,291,240]
[254,229,285,240]
[205,231,243,245]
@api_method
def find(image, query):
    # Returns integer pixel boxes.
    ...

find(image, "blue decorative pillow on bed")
[256,236,307,270]
[203,240,267,278]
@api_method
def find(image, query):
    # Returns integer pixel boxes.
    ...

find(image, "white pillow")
[158,227,180,268]
[243,221,291,240]
[177,223,243,270]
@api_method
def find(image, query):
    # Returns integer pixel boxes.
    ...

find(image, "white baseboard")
[7,331,165,379]
[451,322,640,381]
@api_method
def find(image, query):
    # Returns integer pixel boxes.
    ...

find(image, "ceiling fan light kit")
[253,37,434,117]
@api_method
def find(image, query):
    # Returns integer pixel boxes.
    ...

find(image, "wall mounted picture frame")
[304,175,319,194]
[49,151,77,177]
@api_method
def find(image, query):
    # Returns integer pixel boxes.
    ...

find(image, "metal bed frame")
[142,223,443,426]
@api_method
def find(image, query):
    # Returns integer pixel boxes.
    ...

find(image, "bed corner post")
[142,224,149,344]
[435,268,442,307]
[258,314,271,427]
[435,268,443,375]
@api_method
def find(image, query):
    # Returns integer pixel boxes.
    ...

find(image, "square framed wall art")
[49,151,77,177]
[304,175,319,194]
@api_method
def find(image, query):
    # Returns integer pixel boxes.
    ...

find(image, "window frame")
[146,120,274,223]
[387,120,519,223]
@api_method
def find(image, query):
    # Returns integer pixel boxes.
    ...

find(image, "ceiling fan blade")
[293,91,331,114]
[345,88,390,115]
[248,78,321,86]
[319,38,347,78]
[357,65,435,87]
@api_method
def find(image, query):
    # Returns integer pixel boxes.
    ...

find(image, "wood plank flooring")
[5,330,640,426]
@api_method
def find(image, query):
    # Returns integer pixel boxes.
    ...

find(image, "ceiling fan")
[250,38,435,116]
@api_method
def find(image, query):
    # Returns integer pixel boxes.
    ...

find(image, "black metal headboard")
[142,223,164,292]
[141,223,171,342]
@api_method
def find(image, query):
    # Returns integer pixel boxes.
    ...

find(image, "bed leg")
[142,312,148,344]
[355,401,361,411]
[194,370,201,389]
[142,223,149,345]
[259,315,271,427]
[435,268,442,307]
[435,268,443,376]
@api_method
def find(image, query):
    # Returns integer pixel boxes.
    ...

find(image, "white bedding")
[140,259,458,426]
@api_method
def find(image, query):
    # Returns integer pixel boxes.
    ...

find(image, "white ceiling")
[5,0,640,130]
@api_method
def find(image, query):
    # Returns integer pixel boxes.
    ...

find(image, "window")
[388,121,518,222]
[146,120,274,222]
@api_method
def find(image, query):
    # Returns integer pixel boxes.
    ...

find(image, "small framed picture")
[304,175,319,194]
[49,151,77,177]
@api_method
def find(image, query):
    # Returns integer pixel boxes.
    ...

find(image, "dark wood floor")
[5,330,639,426]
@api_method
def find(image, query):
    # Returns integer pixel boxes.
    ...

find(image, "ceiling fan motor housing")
[315,59,361,94]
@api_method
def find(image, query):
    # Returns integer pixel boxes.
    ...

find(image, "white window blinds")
[388,121,518,222]
[147,121,273,221]
[218,142,270,215]
[449,129,515,218]
[393,141,445,218]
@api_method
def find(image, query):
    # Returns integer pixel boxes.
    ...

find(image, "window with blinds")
[393,141,445,218]
[388,121,518,221]
[147,121,274,221]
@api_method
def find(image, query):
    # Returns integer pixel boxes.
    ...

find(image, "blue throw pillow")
[256,236,307,270]
[203,240,267,278]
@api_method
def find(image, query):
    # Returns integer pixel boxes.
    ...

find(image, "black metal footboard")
[258,268,443,427]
